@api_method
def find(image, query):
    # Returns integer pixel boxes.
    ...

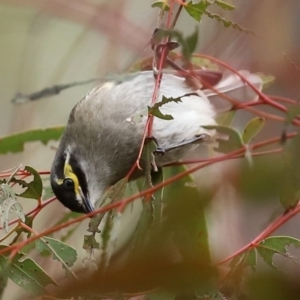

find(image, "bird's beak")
[79,187,94,213]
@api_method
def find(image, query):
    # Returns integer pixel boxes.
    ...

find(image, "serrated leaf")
[142,138,159,186]
[148,96,182,120]
[285,105,300,125]
[0,250,56,295]
[86,177,128,267]
[184,1,209,22]
[0,184,25,232]
[83,234,100,250]
[242,117,266,144]
[257,236,300,270]
[142,139,164,222]
[151,1,170,11]
[148,106,173,120]
[16,166,43,200]
[215,110,236,126]
[0,127,64,154]
[203,125,244,153]
[215,0,235,10]
[204,10,251,33]
[35,237,77,275]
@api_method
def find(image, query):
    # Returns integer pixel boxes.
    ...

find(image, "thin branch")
[217,202,300,266]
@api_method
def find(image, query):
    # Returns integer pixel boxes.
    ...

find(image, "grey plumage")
[51,70,262,213]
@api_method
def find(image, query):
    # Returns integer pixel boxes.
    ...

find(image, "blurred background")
[1,0,300,298]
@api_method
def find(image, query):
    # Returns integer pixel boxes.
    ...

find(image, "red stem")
[217,203,300,266]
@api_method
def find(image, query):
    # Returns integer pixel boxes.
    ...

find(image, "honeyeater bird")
[50,70,262,213]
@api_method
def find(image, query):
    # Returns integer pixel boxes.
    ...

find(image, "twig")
[11,78,102,104]
[217,202,300,266]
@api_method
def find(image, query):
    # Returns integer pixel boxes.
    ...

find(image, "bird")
[50,70,262,214]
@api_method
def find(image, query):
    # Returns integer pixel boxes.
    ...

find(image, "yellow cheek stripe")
[63,162,80,196]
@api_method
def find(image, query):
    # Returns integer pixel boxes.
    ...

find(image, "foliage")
[0,1,300,299]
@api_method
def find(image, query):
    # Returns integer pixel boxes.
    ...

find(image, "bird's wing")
[205,70,263,113]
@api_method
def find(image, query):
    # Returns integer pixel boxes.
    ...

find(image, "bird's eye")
[63,178,74,188]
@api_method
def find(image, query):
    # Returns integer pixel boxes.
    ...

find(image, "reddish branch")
[1,0,300,271]
[217,202,300,266]
[0,132,297,257]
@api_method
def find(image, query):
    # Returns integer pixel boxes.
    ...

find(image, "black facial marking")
[69,155,88,200]
[50,152,89,214]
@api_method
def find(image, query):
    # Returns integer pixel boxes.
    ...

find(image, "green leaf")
[15,166,43,200]
[142,138,160,186]
[0,183,25,232]
[245,248,257,272]
[151,29,197,60]
[163,165,212,263]
[257,236,300,270]
[151,168,164,222]
[285,105,300,125]
[85,177,128,267]
[35,237,77,275]
[279,134,300,209]
[215,0,235,10]
[256,72,275,88]
[11,216,34,244]
[239,154,284,200]
[42,177,54,200]
[148,107,173,120]
[151,1,170,11]
[184,1,209,22]
[184,27,199,59]
[203,125,244,153]
[204,10,252,33]
[215,110,236,126]
[242,117,266,144]
[83,234,100,251]
[225,249,257,293]
[0,126,64,155]
[148,96,182,120]
[0,251,56,295]
[230,249,257,273]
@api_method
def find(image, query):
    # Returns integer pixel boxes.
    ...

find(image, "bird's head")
[50,143,105,214]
